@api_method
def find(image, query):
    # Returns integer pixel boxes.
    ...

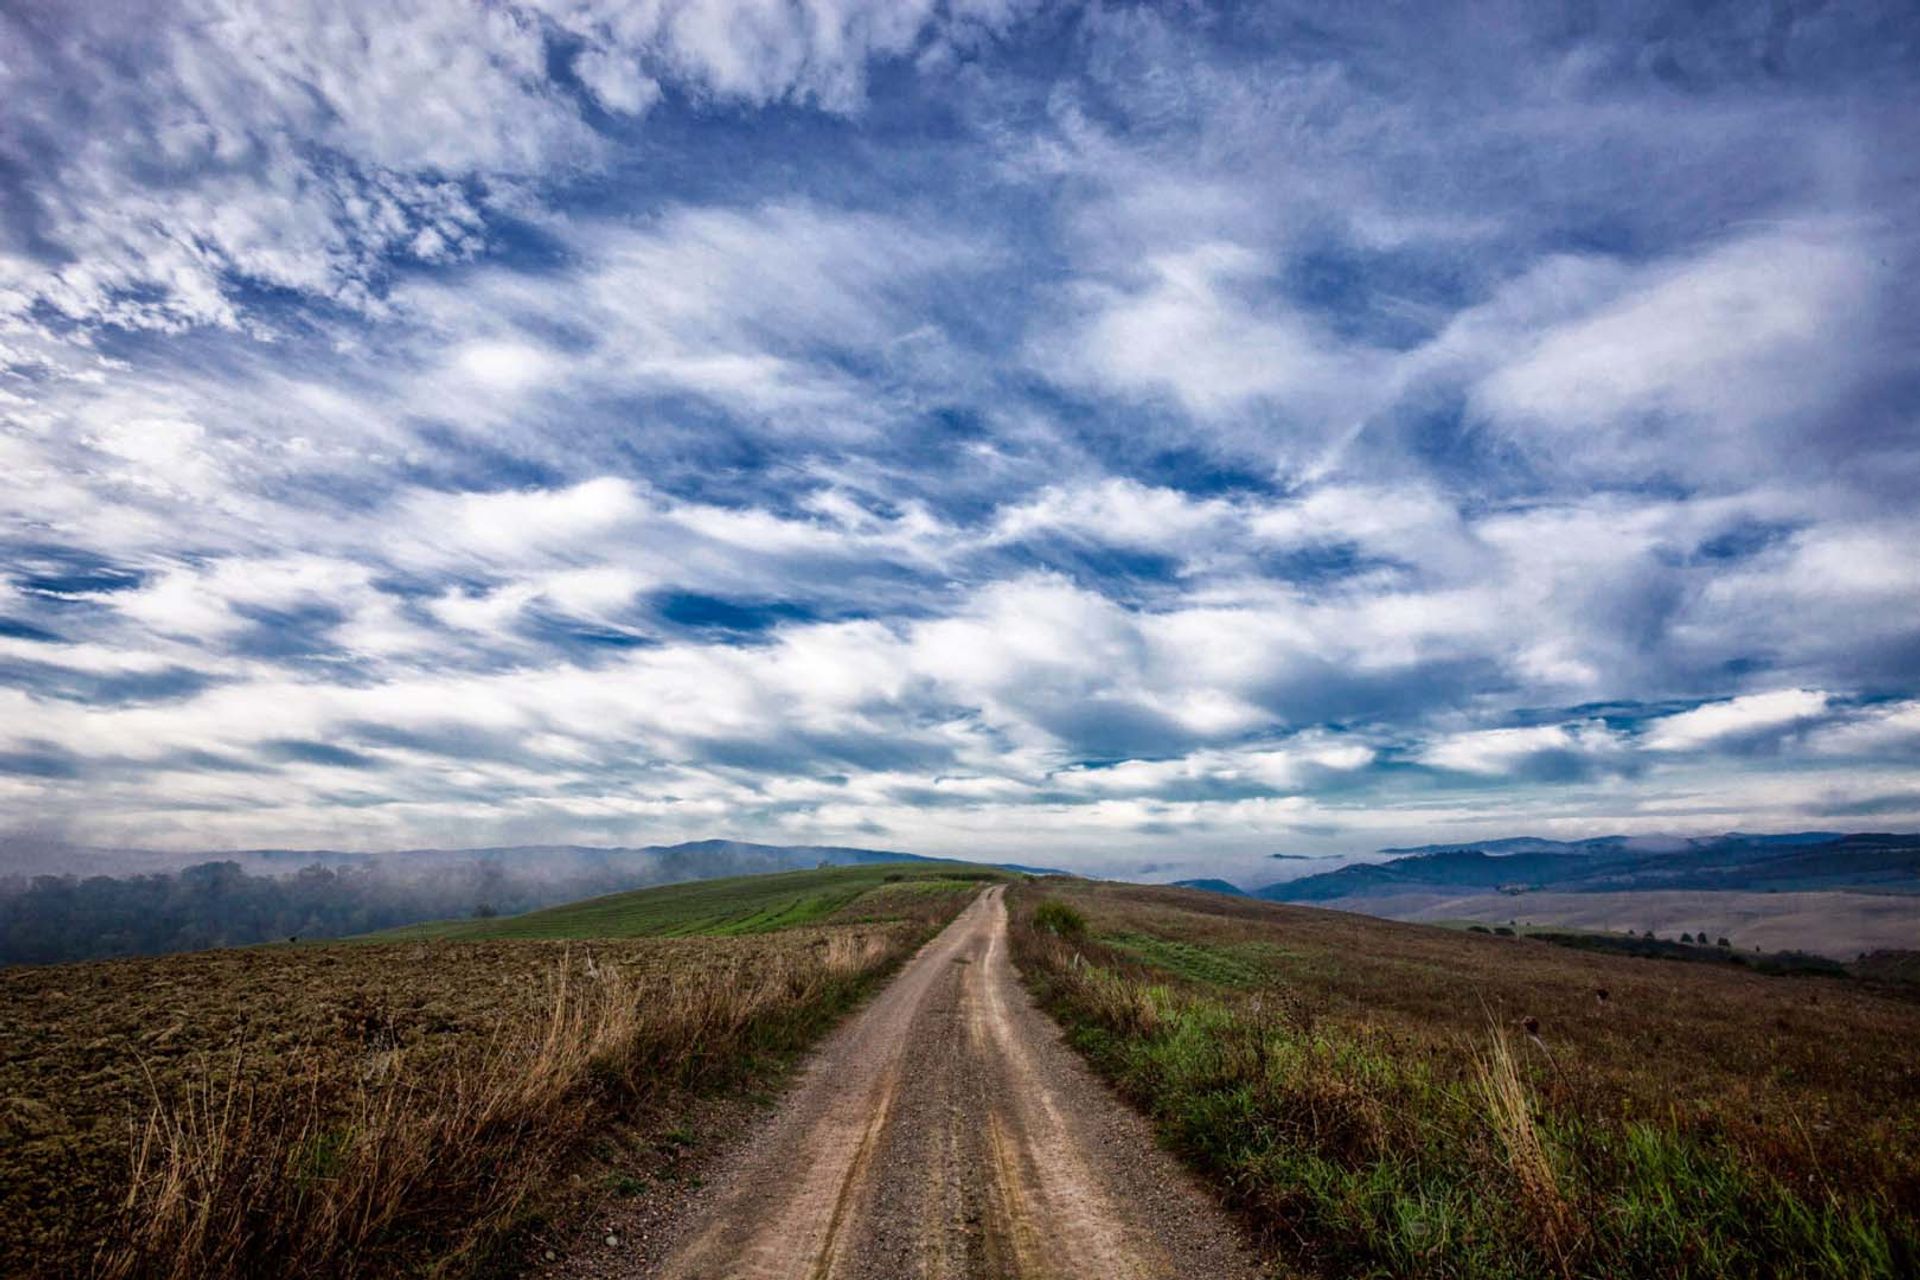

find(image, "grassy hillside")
[370,861,1006,941]
[1,865,994,1280]
[1011,879,1920,1278]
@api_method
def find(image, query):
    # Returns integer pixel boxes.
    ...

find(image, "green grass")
[367,861,1006,941]
[1102,932,1285,987]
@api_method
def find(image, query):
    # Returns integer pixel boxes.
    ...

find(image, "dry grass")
[1473,1016,1575,1270]
[1,925,926,1279]
[1009,879,1920,1278]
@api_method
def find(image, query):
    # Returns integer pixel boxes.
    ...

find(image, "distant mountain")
[1171,878,1247,896]
[1379,835,1677,858]
[1258,832,1920,903]
[1378,831,1846,858]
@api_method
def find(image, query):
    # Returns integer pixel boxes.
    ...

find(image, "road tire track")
[637,886,1261,1280]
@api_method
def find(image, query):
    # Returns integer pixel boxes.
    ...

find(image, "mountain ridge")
[1259,832,1920,902]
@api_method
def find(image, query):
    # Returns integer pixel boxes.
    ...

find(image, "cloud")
[1467,227,1879,484]
[3,2,1918,862]
[1643,689,1832,753]
[1418,722,1631,780]
[0,0,1026,335]
[1034,242,1391,469]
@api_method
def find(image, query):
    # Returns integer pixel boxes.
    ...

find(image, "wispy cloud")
[3,1,1918,868]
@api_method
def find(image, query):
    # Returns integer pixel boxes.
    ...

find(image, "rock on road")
[644,884,1261,1280]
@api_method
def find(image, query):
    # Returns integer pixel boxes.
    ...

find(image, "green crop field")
[369,861,1008,941]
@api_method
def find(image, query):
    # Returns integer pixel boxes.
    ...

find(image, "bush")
[1031,900,1088,939]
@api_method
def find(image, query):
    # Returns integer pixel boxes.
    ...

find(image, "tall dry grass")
[96,930,903,1280]
[1472,1016,1578,1271]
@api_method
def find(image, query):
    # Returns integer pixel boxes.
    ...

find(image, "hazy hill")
[1169,878,1250,896]
[1259,832,1920,902]
[0,839,957,965]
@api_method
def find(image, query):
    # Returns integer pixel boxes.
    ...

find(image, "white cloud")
[1038,243,1390,463]
[1466,227,1875,482]
[571,47,662,115]
[1419,722,1626,776]
[1806,701,1920,758]
[85,417,222,498]
[0,0,1021,336]
[1643,689,1831,752]
[3,4,1918,863]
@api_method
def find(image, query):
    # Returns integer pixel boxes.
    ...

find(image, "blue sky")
[2,1,1918,878]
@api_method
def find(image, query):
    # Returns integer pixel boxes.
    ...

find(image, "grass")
[1008,879,1920,1278]
[0,862,993,1279]
[369,861,1004,941]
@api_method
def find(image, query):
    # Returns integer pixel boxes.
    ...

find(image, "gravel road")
[621,884,1261,1280]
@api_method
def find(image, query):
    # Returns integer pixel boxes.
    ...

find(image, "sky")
[2,1,1919,880]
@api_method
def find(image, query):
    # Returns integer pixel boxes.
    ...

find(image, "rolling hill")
[370,861,1008,941]
[1258,831,1920,902]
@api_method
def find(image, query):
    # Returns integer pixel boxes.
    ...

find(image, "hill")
[1169,878,1247,896]
[1010,878,1920,1278]
[0,839,973,965]
[370,861,1009,941]
[1,861,997,1278]
[1260,831,1920,901]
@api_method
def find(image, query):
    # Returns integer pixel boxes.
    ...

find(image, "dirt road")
[641,885,1259,1280]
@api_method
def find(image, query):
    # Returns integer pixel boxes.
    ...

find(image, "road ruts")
[646,885,1261,1280]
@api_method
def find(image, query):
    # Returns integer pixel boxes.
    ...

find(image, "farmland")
[1011,879,1920,1278]
[0,862,997,1279]
[373,861,1003,941]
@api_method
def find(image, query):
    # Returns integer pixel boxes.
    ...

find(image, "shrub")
[1031,900,1088,939]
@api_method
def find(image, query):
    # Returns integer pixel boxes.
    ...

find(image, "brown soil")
[545,886,1261,1280]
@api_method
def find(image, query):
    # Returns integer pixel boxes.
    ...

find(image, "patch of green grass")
[1101,932,1280,987]
[366,862,1006,941]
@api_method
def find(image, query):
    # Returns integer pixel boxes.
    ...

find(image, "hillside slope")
[2,863,990,1278]
[369,861,1006,940]
[1011,879,1920,1278]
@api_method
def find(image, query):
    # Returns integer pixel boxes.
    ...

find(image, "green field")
[369,861,1008,941]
